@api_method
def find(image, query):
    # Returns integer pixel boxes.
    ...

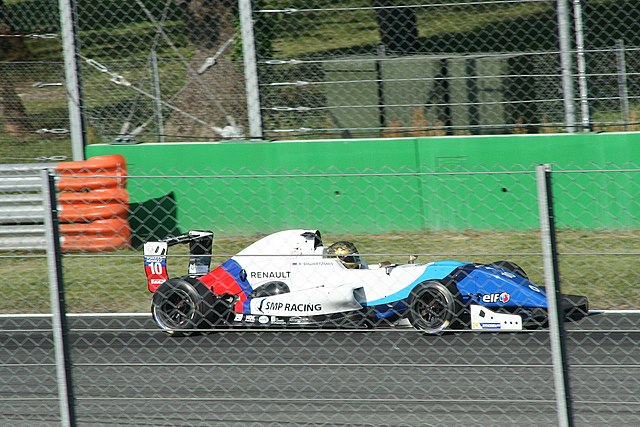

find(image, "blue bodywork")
[368,260,548,319]
[452,263,547,308]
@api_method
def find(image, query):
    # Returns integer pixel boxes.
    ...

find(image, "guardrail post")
[41,169,77,427]
[536,164,574,427]
[58,0,87,160]
[556,0,577,133]
[239,0,263,139]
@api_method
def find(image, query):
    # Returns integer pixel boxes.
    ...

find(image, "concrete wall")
[86,132,640,238]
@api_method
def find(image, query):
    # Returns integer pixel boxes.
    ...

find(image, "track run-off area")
[1,311,639,426]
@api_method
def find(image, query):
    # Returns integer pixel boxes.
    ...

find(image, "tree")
[168,0,247,137]
[174,0,237,49]
[372,0,420,53]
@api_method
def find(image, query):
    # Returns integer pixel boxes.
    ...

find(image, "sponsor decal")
[480,292,511,304]
[144,257,166,274]
[528,284,542,293]
[260,301,322,312]
[294,261,334,266]
[271,316,286,325]
[480,322,502,329]
[250,271,291,279]
[239,269,247,282]
[145,255,168,291]
[232,313,288,325]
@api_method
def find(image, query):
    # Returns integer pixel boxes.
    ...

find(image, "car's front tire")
[408,281,458,334]
[151,277,215,336]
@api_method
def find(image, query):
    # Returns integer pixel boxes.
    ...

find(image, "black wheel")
[408,281,457,334]
[151,277,215,336]
[492,260,528,280]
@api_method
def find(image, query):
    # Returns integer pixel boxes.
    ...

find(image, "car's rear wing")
[143,230,213,292]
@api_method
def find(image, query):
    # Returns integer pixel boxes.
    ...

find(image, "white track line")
[0,313,149,318]
[2,310,640,319]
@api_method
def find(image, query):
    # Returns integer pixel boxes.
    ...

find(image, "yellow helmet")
[325,241,362,269]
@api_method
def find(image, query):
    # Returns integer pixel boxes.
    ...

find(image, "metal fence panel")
[551,165,640,424]
[0,0,70,161]
[2,0,640,153]
[3,163,640,425]
[0,164,53,250]
[254,0,640,138]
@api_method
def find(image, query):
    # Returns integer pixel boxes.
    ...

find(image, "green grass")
[0,138,73,163]
[2,230,638,314]
[271,2,555,58]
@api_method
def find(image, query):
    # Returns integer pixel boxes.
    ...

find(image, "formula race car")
[144,229,589,335]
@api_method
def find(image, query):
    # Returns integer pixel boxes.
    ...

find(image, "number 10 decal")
[149,261,163,275]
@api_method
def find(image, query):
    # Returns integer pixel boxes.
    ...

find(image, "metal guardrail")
[0,163,55,250]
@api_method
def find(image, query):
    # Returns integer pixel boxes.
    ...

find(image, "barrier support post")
[536,164,574,427]
[41,169,77,427]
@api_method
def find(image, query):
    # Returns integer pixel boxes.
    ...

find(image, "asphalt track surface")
[1,312,639,427]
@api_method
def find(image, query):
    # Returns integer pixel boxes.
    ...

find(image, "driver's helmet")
[324,241,362,269]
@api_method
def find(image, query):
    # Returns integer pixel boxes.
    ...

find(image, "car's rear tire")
[151,277,215,336]
[492,260,528,280]
[408,281,457,334]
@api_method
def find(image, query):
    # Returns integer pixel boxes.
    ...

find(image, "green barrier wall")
[86,132,640,238]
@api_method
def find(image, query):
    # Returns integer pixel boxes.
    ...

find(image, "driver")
[324,241,363,269]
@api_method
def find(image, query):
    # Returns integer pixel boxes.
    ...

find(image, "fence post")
[536,164,574,427]
[58,0,87,160]
[615,39,630,130]
[239,0,264,139]
[573,0,590,131]
[556,0,577,133]
[41,169,77,427]
[150,49,165,143]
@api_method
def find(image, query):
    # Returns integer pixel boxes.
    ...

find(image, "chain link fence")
[254,0,640,138]
[0,0,70,161]
[1,0,640,157]
[1,163,639,425]
[1,1,640,425]
[551,164,640,425]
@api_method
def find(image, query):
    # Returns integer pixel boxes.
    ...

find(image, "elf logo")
[481,292,511,304]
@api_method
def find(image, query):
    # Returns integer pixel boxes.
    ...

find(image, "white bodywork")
[230,229,426,317]
[470,305,523,331]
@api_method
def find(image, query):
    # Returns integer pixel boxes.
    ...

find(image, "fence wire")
[1,0,640,154]
[1,164,639,425]
[254,0,640,138]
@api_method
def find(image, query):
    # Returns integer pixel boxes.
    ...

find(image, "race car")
[143,229,589,335]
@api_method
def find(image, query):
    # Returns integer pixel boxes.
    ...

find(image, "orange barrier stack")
[55,154,131,252]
